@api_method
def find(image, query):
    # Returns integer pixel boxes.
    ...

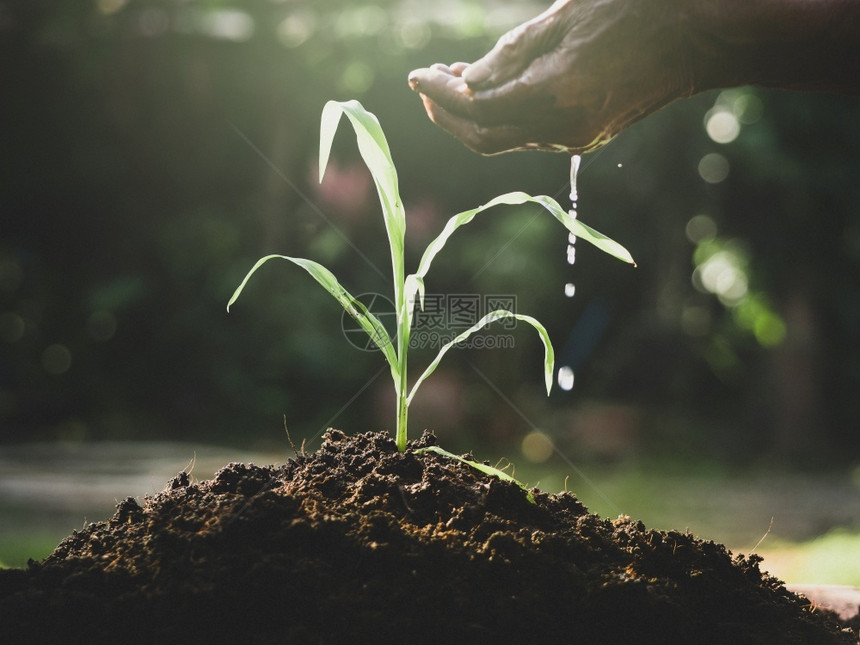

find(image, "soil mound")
[0,430,855,643]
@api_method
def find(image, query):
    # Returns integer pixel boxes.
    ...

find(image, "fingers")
[428,62,469,76]
[463,30,532,88]
[411,61,560,132]
[463,0,571,89]
[449,61,469,76]
[410,67,600,154]
[415,94,568,155]
[421,98,520,155]
[408,66,477,119]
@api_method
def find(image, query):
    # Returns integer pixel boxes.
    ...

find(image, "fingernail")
[407,71,420,91]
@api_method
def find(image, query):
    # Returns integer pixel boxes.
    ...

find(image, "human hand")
[408,0,697,155]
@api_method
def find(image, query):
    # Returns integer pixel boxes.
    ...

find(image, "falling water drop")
[560,156,581,393]
[569,154,581,204]
[566,154,580,270]
[557,365,575,391]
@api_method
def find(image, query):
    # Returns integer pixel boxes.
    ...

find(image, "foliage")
[229,100,633,451]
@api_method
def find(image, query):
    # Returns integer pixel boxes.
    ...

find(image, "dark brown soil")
[0,429,856,644]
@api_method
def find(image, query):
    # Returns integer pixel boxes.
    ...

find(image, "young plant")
[228,100,634,453]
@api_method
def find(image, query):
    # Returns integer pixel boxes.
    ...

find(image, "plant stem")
[394,258,409,451]
[396,328,409,451]
[390,196,409,451]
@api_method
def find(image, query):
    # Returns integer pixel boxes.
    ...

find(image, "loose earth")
[0,430,856,643]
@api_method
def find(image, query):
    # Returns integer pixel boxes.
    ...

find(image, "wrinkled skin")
[409,0,860,155]
[408,0,695,155]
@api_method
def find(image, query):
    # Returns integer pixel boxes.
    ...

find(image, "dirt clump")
[0,429,855,643]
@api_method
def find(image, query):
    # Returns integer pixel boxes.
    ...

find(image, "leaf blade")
[319,100,405,275]
[414,191,635,283]
[227,254,398,369]
[407,309,555,405]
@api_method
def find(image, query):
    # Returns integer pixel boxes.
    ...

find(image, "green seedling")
[228,100,634,456]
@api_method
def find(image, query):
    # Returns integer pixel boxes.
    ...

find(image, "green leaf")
[414,191,635,282]
[571,219,637,267]
[227,254,398,369]
[319,100,406,282]
[520,193,637,265]
[407,309,554,406]
[415,445,535,503]
[404,273,424,331]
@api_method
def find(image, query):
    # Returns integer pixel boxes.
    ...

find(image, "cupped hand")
[408,0,696,155]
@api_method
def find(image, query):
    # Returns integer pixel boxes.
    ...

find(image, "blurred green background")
[1,1,859,578]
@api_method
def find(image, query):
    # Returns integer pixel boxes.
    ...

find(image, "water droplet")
[569,154,581,204]
[557,365,575,391]
[617,163,623,168]
[564,155,581,307]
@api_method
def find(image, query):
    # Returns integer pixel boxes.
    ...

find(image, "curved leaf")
[415,191,635,282]
[404,273,424,331]
[406,309,554,406]
[525,193,636,265]
[320,100,406,281]
[227,254,398,369]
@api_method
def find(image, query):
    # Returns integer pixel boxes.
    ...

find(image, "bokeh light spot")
[397,20,431,49]
[278,12,316,47]
[87,310,118,342]
[339,61,375,94]
[686,214,717,243]
[698,153,730,184]
[335,5,387,38]
[138,8,170,37]
[0,313,25,343]
[733,94,764,124]
[97,0,127,16]
[705,109,741,144]
[754,312,787,347]
[198,9,254,42]
[42,344,72,375]
[521,430,554,463]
